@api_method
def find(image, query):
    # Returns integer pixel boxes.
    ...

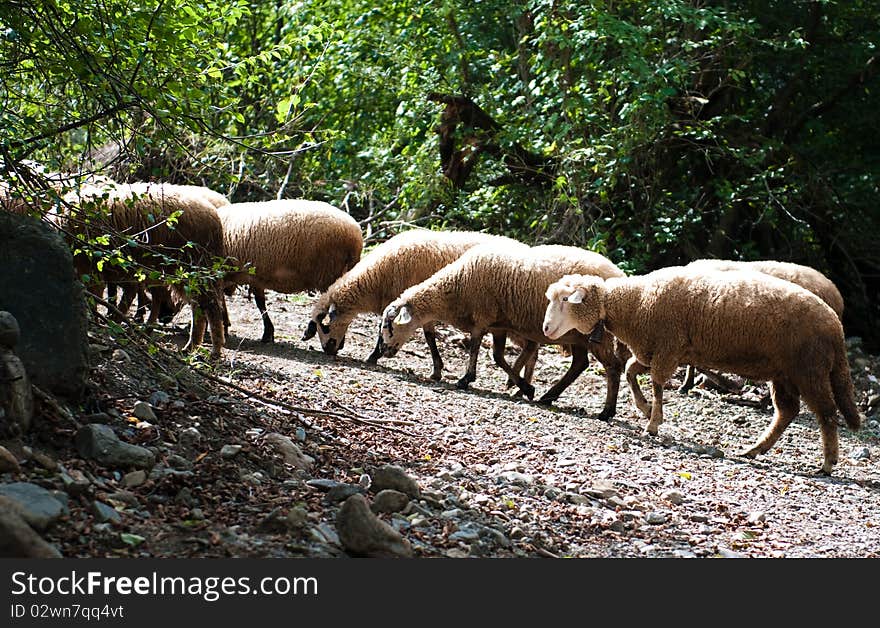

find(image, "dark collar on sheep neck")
[588,319,605,344]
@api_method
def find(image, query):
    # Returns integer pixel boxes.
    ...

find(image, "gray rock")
[0,310,20,348]
[75,424,155,470]
[0,445,20,473]
[449,526,480,543]
[661,489,684,505]
[132,401,157,422]
[645,512,668,525]
[166,454,192,470]
[190,508,205,520]
[315,522,341,546]
[90,500,121,524]
[122,470,147,488]
[717,547,747,558]
[60,469,91,496]
[220,444,242,459]
[326,483,364,504]
[0,482,68,530]
[584,480,618,499]
[294,427,307,442]
[286,506,309,529]
[850,447,870,461]
[565,492,591,506]
[371,489,410,514]
[26,447,58,471]
[178,427,202,449]
[499,471,534,485]
[371,465,420,498]
[264,433,315,471]
[306,479,346,491]
[509,526,525,540]
[336,494,413,558]
[0,214,89,400]
[111,349,131,363]
[0,498,62,558]
[148,391,171,407]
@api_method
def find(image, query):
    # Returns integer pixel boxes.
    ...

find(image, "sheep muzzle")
[302,320,318,340]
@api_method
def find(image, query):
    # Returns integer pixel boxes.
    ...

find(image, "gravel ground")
[6,289,880,558]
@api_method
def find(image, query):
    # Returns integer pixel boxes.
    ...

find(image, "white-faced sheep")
[218,199,363,343]
[61,180,228,358]
[303,229,524,380]
[378,243,630,418]
[679,259,844,393]
[542,268,862,474]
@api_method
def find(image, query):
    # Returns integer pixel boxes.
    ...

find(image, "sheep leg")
[112,284,139,322]
[507,341,539,390]
[423,322,444,381]
[588,337,624,421]
[798,378,841,475]
[625,356,652,417]
[456,330,486,390]
[678,364,696,394]
[537,345,590,405]
[740,379,800,460]
[253,288,275,343]
[490,332,535,400]
[642,358,677,434]
[365,332,384,364]
[184,305,208,353]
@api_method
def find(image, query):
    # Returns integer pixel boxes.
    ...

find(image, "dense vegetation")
[1,1,878,346]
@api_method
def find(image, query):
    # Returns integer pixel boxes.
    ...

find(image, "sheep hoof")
[677,384,693,395]
[520,384,535,401]
[737,446,761,459]
[260,334,274,344]
[455,377,472,390]
[505,378,515,389]
[429,370,443,382]
[536,395,556,407]
[640,428,658,439]
[594,408,615,422]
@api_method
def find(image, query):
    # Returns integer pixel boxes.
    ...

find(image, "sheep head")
[543,274,606,341]
[303,302,349,355]
[379,301,419,358]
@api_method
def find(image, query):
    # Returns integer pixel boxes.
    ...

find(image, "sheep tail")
[831,346,862,431]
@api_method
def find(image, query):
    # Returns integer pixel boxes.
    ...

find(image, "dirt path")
[212,291,880,558]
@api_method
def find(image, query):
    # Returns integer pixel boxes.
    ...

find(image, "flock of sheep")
[1,176,862,476]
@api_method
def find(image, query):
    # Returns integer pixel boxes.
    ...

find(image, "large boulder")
[0,212,89,400]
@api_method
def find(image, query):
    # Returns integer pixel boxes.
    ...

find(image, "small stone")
[132,401,157,422]
[294,427,307,442]
[645,512,668,525]
[286,506,309,529]
[326,483,364,504]
[566,492,591,506]
[306,479,346,491]
[26,448,58,472]
[585,480,618,499]
[171,400,186,410]
[0,482,68,530]
[264,433,315,471]
[358,474,371,490]
[220,444,242,459]
[371,465,420,498]
[371,489,410,514]
[499,471,534,485]
[445,548,468,558]
[315,522,341,546]
[148,391,171,407]
[60,470,91,496]
[111,349,131,362]
[178,427,202,449]
[122,470,146,488]
[336,494,413,558]
[75,424,155,470]
[717,547,747,558]
[509,526,525,540]
[190,508,205,520]
[690,514,709,523]
[661,489,684,505]
[850,447,870,461]
[0,445,20,473]
[449,527,480,543]
[746,511,766,525]
[90,500,121,524]
[167,454,192,470]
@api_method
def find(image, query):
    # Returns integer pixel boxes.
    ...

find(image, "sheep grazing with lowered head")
[378,243,630,418]
[218,199,363,343]
[61,180,228,358]
[303,229,523,380]
[542,267,862,474]
[679,259,844,393]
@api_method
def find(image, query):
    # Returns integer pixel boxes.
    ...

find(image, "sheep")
[61,180,228,358]
[218,199,363,343]
[542,267,862,474]
[378,243,630,418]
[302,229,524,380]
[679,259,844,393]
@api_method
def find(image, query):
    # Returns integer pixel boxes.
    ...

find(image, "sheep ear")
[394,305,412,326]
[566,288,586,304]
[302,320,317,340]
[328,303,338,322]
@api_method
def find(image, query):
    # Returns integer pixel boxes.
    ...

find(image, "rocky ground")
[2,290,880,558]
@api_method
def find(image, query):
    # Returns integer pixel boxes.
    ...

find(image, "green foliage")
[1,0,879,344]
